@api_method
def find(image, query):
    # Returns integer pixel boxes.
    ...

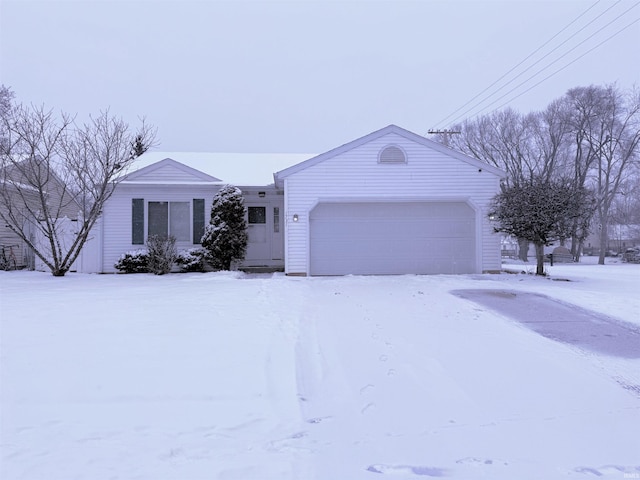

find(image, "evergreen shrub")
[201,184,248,270]
[114,249,149,273]
[176,248,207,272]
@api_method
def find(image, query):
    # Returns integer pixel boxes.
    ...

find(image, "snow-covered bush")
[201,184,248,270]
[176,248,207,272]
[146,235,177,275]
[114,249,149,273]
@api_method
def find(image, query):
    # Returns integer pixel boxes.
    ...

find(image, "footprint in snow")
[361,402,376,415]
[306,416,332,424]
[456,457,510,467]
[366,464,447,476]
[360,384,375,395]
[455,457,494,466]
[573,465,640,476]
[267,432,312,454]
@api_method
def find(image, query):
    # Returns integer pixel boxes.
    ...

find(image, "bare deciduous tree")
[0,90,156,276]
[443,108,535,188]
[441,108,560,261]
[436,83,639,265]
[578,85,640,264]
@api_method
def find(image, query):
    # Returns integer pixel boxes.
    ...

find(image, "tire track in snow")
[234,275,313,477]
[293,279,455,478]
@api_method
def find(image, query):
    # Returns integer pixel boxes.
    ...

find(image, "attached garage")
[275,125,505,276]
[310,201,476,275]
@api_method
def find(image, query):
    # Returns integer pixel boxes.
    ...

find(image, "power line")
[440,0,633,127]
[431,0,639,131]
[449,7,640,124]
[434,0,607,128]
[441,1,638,127]
[471,15,640,117]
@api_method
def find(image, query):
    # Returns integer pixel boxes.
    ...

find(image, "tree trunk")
[535,242,545,276]
[574,240,583,262]
[518,238,529,262]
[570,234,579,260]
[598,223,607,265]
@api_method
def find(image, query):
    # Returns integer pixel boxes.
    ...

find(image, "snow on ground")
[1,257,639,480]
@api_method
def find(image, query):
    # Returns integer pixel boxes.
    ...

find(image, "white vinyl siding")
[283,131,502,275]
[101,184,216,272]
[102,184,287,273]
[128,162,219,183]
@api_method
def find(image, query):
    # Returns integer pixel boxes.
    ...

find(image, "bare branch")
[1,92,157,276]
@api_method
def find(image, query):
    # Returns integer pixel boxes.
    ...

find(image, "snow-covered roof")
[123,152,315,186]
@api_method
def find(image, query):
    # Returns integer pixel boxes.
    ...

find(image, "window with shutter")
[193,199,205,244]
[132,199,144,244]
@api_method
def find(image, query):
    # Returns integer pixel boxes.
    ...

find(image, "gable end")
[121,158,222,183]
[274,125,505,187]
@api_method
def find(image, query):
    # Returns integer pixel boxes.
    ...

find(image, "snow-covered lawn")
[1,258,639,480]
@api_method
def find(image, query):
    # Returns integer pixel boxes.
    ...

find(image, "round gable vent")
[379,145,407,164]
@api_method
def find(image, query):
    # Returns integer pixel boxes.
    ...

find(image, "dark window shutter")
[193,199,205,244]
[132,199,144,244]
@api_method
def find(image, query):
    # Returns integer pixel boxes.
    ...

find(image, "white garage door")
[309,202,476,275]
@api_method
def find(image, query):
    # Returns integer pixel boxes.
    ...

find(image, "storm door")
[246,205,270,261]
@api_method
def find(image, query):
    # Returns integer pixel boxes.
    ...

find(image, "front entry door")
[246,205,270,261]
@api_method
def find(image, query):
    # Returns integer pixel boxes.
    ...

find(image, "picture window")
[148,201,190,241]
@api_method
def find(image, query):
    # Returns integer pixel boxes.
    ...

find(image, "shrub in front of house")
[114,249,149,273]
[146,235,177,275]
[201,184,248,270]
[176,248,208,272]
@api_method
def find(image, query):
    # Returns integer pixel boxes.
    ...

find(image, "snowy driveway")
[1,264,640,480]
[451,289,640,359]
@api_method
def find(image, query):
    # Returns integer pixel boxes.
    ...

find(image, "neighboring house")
[0,219,26,267]
[584,224,640,256]
[500,236,520,258]
[87,125,505,275]
[0,157,80,269]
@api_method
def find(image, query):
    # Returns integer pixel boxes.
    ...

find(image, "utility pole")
[426,129,461,147]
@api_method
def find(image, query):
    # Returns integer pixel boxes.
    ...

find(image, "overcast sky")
[1,0,638,154]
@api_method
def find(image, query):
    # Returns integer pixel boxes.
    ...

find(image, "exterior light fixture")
[293,214,299,222]
[258,191,266,198]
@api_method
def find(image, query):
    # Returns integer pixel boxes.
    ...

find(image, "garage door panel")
[313,218,473,236]
[310,202,476,275]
